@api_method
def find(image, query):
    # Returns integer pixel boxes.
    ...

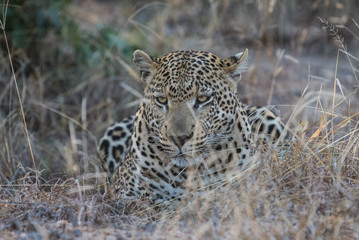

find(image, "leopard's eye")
[155,96,168,105]
[196,96,211,104]
[194,95,213,108]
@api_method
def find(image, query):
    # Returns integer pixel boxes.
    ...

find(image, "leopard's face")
[134,50,248,167]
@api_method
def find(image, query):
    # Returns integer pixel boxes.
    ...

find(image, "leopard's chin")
[171,155,188,168]
[171,151,208,168]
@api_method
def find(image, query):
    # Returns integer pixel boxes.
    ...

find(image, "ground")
[0,0,358,239]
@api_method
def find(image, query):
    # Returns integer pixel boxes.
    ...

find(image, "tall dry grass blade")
[1,8,36,178]
[81,97,89,169]
[353,19,359,29]
[331,49,340,144]
[0,0,9,29]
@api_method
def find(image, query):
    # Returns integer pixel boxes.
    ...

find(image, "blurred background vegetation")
[0,0,358,181]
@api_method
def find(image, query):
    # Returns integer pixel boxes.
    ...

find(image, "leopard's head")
[133,49,248,166]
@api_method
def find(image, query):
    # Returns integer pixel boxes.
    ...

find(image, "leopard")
[98,49,287,202]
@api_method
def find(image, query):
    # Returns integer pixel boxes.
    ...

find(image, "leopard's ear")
[222,49,248,82]
[133,50,159,84]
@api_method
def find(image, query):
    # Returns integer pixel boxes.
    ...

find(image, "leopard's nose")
[169,132,193,148]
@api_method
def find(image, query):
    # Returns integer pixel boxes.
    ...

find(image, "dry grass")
[1,0,358,239]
